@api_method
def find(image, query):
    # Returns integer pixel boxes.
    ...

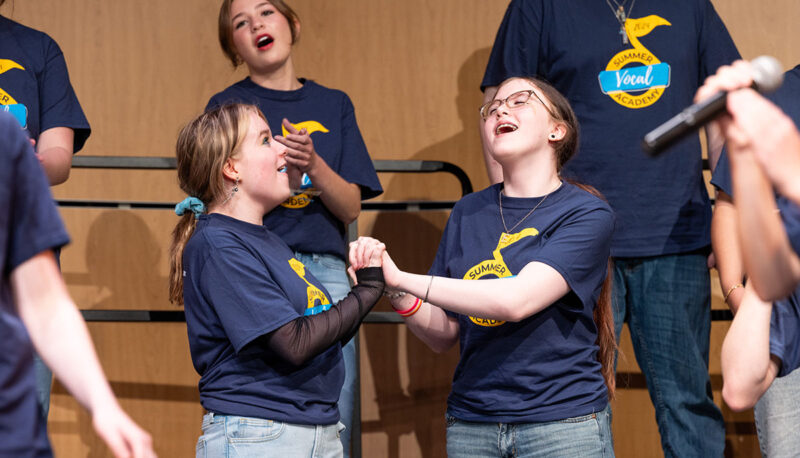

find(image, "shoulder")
[0,16,58,58]
[559,183,615,222]
[303,80,352,105]
[452,185,499,213]
[207,79,253,107]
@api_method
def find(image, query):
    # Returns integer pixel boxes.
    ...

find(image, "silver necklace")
[604,0,636,44]
[498,182,562,234]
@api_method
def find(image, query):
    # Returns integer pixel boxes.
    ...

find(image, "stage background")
[2,0,798,456]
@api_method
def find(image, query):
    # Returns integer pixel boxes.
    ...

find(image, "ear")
[292,18,301,43]
[549,122,567,142]
[222,159,239,182]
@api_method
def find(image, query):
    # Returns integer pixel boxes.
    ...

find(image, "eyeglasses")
[479,89,551,120]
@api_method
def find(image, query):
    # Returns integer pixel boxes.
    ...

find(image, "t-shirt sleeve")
[531,203,614,308]
[337,93,382,199]
[38,37,90,153]
[709,148,732,196]
[697,0,741,81]
[481,0,543,90]
[769,293,800,377]
[199,245,300,353]
[5,116,69,274]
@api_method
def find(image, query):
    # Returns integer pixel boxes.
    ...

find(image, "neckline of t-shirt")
[202,212,268,235]
[495,181,569,210]
[240,77,314,101]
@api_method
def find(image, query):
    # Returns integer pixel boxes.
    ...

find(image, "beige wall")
[2,0,799,456]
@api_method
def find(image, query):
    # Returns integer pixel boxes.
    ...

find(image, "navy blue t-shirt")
[0,111,70,457]
[206,79,382,260]
[430,182,613,422]
[182,213,345,424]
[482,0,740,257]
[0,16,90,151]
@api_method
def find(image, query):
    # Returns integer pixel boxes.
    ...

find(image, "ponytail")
[169,212,198,305]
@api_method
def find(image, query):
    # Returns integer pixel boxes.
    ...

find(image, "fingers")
[695,60,754,103]
[348,237,386,270]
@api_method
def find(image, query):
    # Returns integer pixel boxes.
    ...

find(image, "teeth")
[495,123,518,134]
[257,36,272,47]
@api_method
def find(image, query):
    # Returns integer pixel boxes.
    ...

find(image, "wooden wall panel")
[1,0,798,456]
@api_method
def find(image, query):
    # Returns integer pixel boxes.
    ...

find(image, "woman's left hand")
[275,118,318,174]
[347,237,386,284]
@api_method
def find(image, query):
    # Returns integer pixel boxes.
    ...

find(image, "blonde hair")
[168,104,266,305]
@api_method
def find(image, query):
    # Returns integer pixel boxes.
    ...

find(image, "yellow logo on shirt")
[288,258,331,314]
[280,120,329,209]
[0,59,25,105]
[463,227,539,327]
[599,15,672,109]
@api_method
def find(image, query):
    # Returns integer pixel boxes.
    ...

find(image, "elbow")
[751,277,795,303]
[342,207,360,226]
[722,382,758,412]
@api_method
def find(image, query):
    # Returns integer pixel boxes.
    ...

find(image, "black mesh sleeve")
[257,267,384,366]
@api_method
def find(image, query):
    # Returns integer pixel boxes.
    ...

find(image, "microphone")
[642,56,784,156]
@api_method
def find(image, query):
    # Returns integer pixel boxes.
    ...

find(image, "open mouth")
[495,122,518,135]
[256,34,274,49]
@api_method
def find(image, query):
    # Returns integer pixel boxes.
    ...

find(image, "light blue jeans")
[613,252,724,457]
[753,366,800,456]
[196,412,344,458]
[294,252,356,458]
[445,404,614,457]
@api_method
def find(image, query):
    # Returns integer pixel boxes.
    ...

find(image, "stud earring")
[233,177,239,193]
[549,133,557,140]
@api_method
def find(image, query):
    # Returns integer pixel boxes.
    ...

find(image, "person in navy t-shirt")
[481,2,741,454]
[205,3,381,453]
[1,0,92,422]
[169,104,385,457]
[701,63,800,455]
[379,78,616,457]
[0,111,154,458]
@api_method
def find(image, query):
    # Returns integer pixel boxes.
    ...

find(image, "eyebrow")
[231,2,271,23]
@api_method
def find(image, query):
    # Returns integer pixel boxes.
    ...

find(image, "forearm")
[261,268,383,366]
[721,285,777,410]
[388,294,459,353]
[391,262,569,323]
[14,254,118,415]
[309,159,361,224]
[711,194,745,312]
[732,153,800,300]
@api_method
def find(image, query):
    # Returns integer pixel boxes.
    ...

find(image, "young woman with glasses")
[379,77,617,457]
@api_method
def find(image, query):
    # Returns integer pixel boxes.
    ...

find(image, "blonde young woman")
[168,104,385,457]
[205,3,382,452]
[380,78,616,457]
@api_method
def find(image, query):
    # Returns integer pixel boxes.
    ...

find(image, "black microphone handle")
[642,90,728,156]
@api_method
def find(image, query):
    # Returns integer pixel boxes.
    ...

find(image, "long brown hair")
[218,0,300,68]
[497,76,616,397]
[168,104,265,305]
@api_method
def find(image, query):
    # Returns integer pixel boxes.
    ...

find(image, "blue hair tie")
[175,197,206,219]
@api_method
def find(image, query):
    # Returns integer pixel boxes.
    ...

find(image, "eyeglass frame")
[479,89,554,120]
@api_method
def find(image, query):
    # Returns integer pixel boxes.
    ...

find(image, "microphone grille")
[751,56,784,93]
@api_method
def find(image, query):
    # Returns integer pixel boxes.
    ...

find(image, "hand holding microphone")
[642,56,784,155]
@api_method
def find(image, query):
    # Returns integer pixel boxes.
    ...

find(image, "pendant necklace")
[604,0,636,45]
[499,181,562,234]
